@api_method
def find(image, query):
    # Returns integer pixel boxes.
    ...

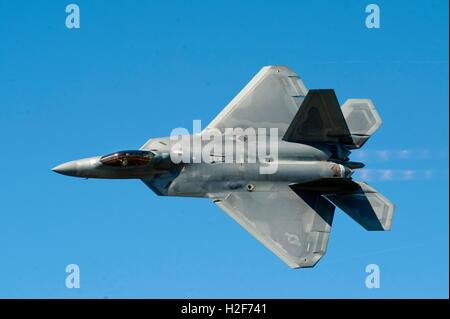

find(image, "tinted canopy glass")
[100,150,154,167]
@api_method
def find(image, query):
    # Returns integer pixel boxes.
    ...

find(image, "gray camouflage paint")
[52,66,395,268]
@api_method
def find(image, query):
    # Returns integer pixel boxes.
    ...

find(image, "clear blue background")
[0,0,448,298]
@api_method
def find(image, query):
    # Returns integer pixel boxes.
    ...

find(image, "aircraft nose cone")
[52,157,102,178]
[52,161,78,176]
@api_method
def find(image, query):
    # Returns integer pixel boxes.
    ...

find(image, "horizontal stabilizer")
[325,182,394,231]
[341,99,382,149]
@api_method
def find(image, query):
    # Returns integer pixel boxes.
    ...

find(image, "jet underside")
[53,66,395,268]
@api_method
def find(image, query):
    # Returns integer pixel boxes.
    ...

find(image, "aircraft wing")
[204,66,308,137]
[208,184,335,268]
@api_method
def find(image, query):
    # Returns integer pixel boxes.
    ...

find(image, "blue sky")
[0,0,448,298]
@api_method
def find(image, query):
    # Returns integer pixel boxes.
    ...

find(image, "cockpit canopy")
[100,150,155,167]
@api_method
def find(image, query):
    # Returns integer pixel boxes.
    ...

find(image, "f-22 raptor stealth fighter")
[53,66,395,268]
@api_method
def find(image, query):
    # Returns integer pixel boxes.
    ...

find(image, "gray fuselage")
[53,135,352,198]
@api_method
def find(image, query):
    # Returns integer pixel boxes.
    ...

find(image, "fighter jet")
[52,66,395,268]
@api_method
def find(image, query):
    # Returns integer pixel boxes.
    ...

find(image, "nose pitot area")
[52,157,100,178]
[52,161,79,176]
